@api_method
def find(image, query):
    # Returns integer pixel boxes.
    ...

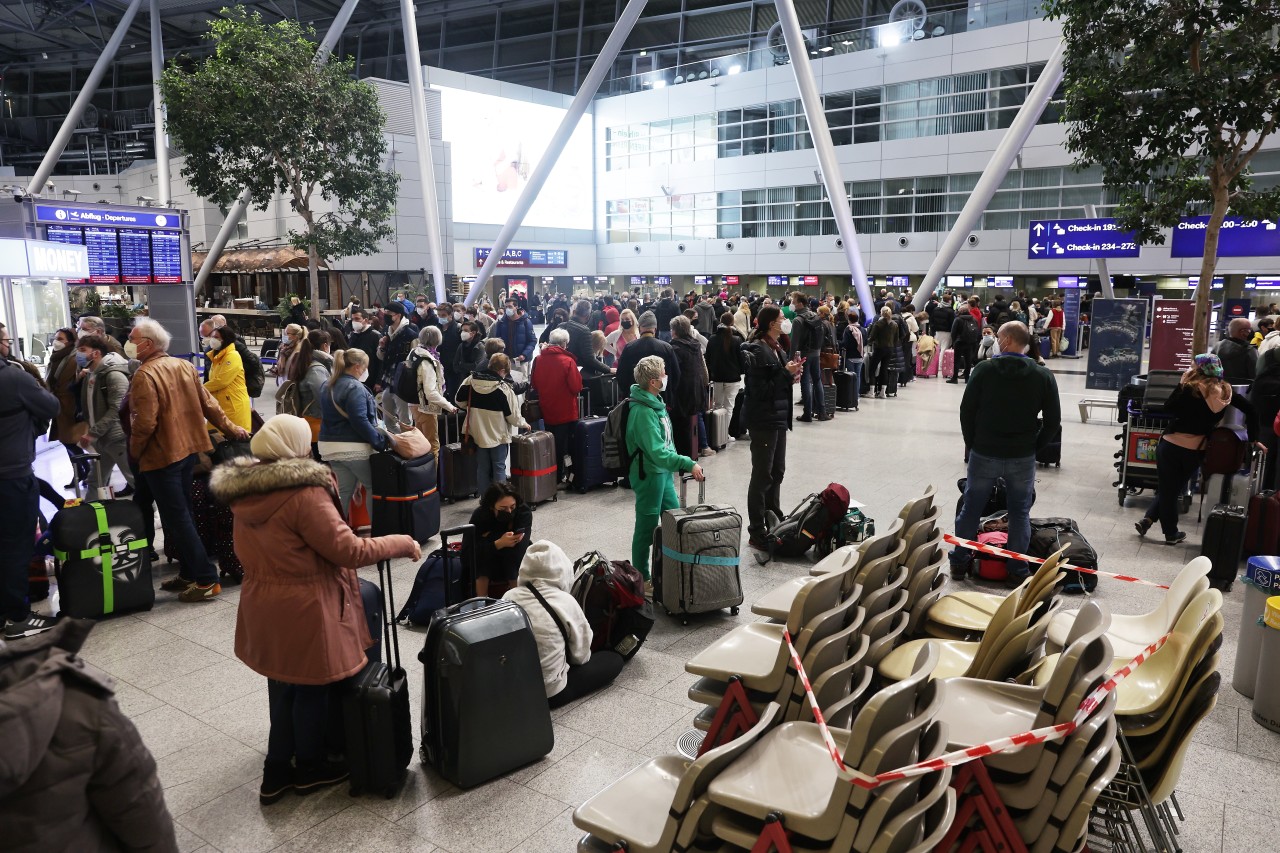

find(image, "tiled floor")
[30,362,1280,852]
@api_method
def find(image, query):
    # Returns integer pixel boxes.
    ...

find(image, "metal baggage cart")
[1113,402,1193,510]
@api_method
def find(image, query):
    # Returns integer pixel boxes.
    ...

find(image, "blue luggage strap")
[52,502,149,615]
[661,546,740,567]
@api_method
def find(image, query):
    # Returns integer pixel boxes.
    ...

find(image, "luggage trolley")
[1113,402,1193,510]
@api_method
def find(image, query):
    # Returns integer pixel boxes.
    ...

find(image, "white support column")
[774,0,874,323]
[149,0,170,207]
[26,0,146,196]
[400,0,449,304]
[193,0,362,297]
[1084,203,1116,299]
[464,0,649,307]
[910,40,1066,312]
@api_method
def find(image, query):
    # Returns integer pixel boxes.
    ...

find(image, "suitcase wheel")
[1117,488,1127,507]
[682,617,689,626]
[731,606,740,616]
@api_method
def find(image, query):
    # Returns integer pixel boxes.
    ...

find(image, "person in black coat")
[949,312,982,384]
[453,320,488,381]
[464,481,533,598]
[668,316,709,459]
[616,311,681,407]
[741,305,803,548]
[652,289,682,341]
[929,297,957,352]
[438,306,464,395]
[345,308,382,393]
[563,299,613,379]
[706,313,746,411]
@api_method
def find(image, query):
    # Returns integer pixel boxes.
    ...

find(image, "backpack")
[396,542,464,627]
[976,529,1011,580]
[569,551,653,660]
[766,483,851,558]
[395,351,425,403]
[274,379,302,416]
[236,341,265,398]
[602,397,641,479]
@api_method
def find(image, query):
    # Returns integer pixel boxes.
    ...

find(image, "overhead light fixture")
[819,45,834,52]
[879,25,902,48]
[41,52,48,59]
[728,65,741,75]
[842,40,852,45]
[640,50,648,56]
[653,80,667,89]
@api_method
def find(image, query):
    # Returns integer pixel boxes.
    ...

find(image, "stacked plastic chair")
[931,600,1119,853]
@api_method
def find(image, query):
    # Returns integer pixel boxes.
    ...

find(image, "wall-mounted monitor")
[990,275,1014,287]
[767,275,787,287]
[694,275,712,286]
[723,275,740,286]
[653,275,672,285]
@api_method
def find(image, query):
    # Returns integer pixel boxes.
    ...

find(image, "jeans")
[747,427,787,535]
[141,454,218,585]
[711,381,742,411]
[868,348,892,392]
[951,451,1037,578]
[1144,440,1203,538]
[381,389,413,434]
[799,355,825,417]
[329,457,374,520]
[697,413,709,451]
[844,358,863,404]
[632,471,680,580]
[476,443,510,493]
[549,651,626,708]
[358,578,383,664]
[548,421,574,481]
[266,680,341,769]
[0,475,39,622]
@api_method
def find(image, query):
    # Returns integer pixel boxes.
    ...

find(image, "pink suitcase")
[916,350,939,378]
[940,349,956,379]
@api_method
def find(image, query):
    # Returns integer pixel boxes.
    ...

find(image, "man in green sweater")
[951,322,1061,584]
[627,355,705,589]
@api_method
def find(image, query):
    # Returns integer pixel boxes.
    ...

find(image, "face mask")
[208,338,223,351]
[76,328,89,338]
[659,375,668,392]
[454,311,463,321]
[781,319,793,335]
[417,306,428,315]
[460,331,473,342]
[357,369,370,383]
[75,352,89,368]
[505,308,516,318]
[124,341,139,359]
[352,321,367,333]
[621,320,633,329]
[51,340,67,352]
[201,335,215,350]
[496,509,513,520]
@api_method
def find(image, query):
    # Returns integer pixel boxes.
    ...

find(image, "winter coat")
[841,324,865,359]
[868,318,900,350]
[129,353,239,472]
[961,354,1061,459]
[494,314,536,363]
[1216,336,1258,384]
[929,303,956,338]
[501,543,593,697]
[410,346,455,416]
[0,619,178,853]
[626,385,696,484]
[345,327,382,392]
[791,308,824,355]
[694,302,718,337]
[705,327,746,383]
[45,349,80,444]
[0,358,59,479]
[616,334,681,407]
[380,319,419,386]
[438,320,463,389]
[952,314,982,346]
[669,336,709,418]
[455,369,528,448]
[454,336,488,379]
[204,343,252,432]
[210,456,416,684]
[653,297,682,331]
[298,351,334,419]
[563,319,612,378]
[530,345,584,427]
[318,373,392,450]
[734,306,753,339]
[741,335,794,431]
[465,502,533,583]
[81,352,130,444]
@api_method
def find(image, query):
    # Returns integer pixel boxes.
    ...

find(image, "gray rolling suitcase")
[653,475,743,625]
[510,430,558,507]
[706,408,729,451]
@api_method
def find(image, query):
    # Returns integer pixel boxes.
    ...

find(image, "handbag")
[820,347,840,370]
[459,405,478,454]
[390,425,432,459]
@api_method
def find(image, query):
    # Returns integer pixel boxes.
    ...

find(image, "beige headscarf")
[249,414,312,461]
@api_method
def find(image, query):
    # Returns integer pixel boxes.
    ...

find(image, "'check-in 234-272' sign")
[1027,218,1141,259]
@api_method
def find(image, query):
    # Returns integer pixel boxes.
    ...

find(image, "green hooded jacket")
[625,384,695,482]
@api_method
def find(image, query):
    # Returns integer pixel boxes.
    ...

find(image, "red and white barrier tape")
[943,533,1170,590]
[783,628,1170,790]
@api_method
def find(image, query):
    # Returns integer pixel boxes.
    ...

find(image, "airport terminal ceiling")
[0,0,968,175]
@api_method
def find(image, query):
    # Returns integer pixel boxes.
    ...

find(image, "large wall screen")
[436,86,593,230]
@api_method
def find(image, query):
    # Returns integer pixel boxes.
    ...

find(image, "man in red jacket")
[531,327,584,485]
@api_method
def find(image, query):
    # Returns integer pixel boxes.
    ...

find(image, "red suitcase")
[1245,490,1280,556]
[940,349,956,380]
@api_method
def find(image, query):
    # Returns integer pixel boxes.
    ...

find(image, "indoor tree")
[160,7,398,319]
[1043,0,1280,351]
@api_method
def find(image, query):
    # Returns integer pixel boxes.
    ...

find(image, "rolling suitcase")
[1201,504,1246,591]
[940,349,956,380]
[50,497,154,619]
[370,450,440,543]
[419,598,554,787]
[835,363,858,411]
[706,407,729,450]
[653,475,743,624]
[511,430,558,507]
[439,410,478,503]
[822,381,838,415]
[343,560,413,798]
[885,368,899,398]
[1245,490,1280,556]
[915,351,939,378]
[585,374,619,418]
[728,388,748,438]
[1037,424,1063,468]
[571,413,612,493]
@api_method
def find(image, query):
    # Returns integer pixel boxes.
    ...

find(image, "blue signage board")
[1171,216,1280,258]
[1085,299,1148,390]
[473,247,568,268]
[1027,218,1140,259]
[34,203,181,230]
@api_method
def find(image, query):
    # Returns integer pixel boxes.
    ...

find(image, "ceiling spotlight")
[41,52,48,59]
[640,50,648,56]
[653,80,666,89]
[819,45,834,52]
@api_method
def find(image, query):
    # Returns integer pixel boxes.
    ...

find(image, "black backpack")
[764,485,851,559]
[602,397,641,479]
[235,340,265,398]
[395,351,425,402]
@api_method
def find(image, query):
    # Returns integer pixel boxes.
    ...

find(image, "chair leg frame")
[934,760,1029,853]
[749,813,793,853]
[696,676,760,758]
[1090,731,1182,853]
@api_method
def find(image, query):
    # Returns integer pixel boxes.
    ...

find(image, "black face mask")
[495,509,513,523]
[621,320,633,329]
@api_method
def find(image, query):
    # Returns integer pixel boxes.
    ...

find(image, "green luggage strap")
[661,546,740,567]
[52,502,150,615]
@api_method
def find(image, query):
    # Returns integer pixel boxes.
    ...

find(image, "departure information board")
[85,227,121,284]
[40,224,185,283]
[151,231,183,283]
[45,225,87,282]
[119,229,152,284]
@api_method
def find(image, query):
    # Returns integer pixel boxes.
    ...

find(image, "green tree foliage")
[1043,0,1280,351]
[160,8,398,318]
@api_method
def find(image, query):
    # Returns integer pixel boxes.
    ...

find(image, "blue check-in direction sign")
[1027,218,1141,260]
[1171,216,1280,258]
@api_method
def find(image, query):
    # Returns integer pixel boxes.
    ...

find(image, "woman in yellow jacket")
[204,327,253,432]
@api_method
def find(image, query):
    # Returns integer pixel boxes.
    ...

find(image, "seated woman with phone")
[465,481,533,598]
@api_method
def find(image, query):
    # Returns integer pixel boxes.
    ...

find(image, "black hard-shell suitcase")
[822,382,838,415]
[370,450,440,543]
[438,411,479,503]
[835,369,858,410]
[571,415,612,493]
[1201,504,1246,591]
[728,388,748,438]
[885,369,899,397]
[50,499,154,618]
[419,598,554,788]
[585,374,619,418]
[343,560,413,797]
[1037,424,1063,467]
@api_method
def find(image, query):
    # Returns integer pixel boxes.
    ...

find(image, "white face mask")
[454,311,463,321]
[460,331,473,342]
[208,338,223,351]
[202,335,216,350]
[781,319,793,335]
[505,308,515,318]
[357,369,369,383]
[76,328,90,339]
[124,341,139,359]
[352,321,367,333]
[51,340,67,352]
[659,375,668,392]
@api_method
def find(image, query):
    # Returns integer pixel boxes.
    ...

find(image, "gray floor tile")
[554,685,690,752]
[275,805,437,852]
[524,738,648,807]
[155,733,266,817]
[508,806,584,853]
[130,703,225,761]
[193,686,271,753]
[177,777,352,853]
[146,658,267,716]
[358,762,455,824]
[398,779,567,853]
[96,637,227,690]
[504,724,594,785]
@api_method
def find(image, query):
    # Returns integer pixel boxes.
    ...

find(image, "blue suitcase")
[370,450,440,543]
[571,415,613,493]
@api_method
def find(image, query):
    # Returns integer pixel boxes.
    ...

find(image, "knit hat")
[515,540,574,591]
[1194,352,1223,377]
[249,414,312,461]
[384,300,406,316]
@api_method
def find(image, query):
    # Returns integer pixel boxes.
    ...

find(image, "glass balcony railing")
[600,0,1047,97]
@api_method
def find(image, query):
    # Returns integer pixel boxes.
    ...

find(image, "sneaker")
[946,379,958,384]
[1164,531,1188,546]
[1134,518,1153,538]
[4,612,60,640]
[259,761,293,805]
[643,580,653,599]
[699,447,717,458]
[114,485,135,498]
[797,416,814,423]
[293,760,348,796]
[159,576,194,593]
[177,582,221,603]
[748,536,771,552]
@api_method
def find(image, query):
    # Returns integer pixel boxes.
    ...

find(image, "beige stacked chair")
[897,484,937,530]
[923,548,1067,640]
[572,703,782,853]
[811,520,903,577]
[698,646,948,853]
[1045,556,1212,656]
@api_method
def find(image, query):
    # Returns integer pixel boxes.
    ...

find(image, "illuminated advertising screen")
[801,275,819,287]
[437,86,593,229]
[507,278,529,297]
[723,275,739,286]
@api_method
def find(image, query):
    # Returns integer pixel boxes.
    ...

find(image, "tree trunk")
[1192,174,1231,353]
[307,242,321,321]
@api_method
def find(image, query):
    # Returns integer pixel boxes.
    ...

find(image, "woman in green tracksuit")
[626,355,705,582]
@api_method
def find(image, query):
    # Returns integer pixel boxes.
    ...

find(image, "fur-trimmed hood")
[209,456,337,526]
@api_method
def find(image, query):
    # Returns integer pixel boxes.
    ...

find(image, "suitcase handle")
[440,523,478,600]
[679,472,706,506]
[377,560,403,671]
[446,596,501,615]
